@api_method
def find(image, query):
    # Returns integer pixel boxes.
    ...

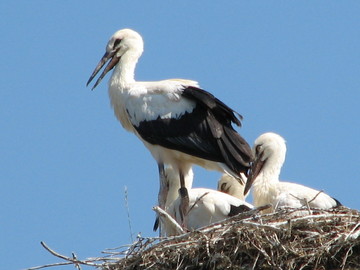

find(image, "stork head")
[218,174,248,200]
[243,132,286,195]
[86,28,144,90]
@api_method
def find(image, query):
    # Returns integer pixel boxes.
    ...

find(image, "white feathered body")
[165,187,253,235]
[160,167,253,236]
[253,178,339,213]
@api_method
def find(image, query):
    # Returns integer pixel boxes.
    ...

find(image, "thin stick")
[188,192,209,214]
[124,186,134,242]
[153,206,185,235]
[72,253,81,270]
[289,190,324,205]
[25,261,73,270]
[40,242,100,266]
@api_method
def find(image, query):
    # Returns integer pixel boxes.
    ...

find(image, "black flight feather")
[134,86,252,176]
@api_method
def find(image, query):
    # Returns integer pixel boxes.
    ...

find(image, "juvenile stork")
[243,132,341,213]
[217,174,249,200]
[161,167,253,236]
[86,29,253,219]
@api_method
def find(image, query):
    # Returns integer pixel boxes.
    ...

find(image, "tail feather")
[332,197,342,207]
[228,204,252,217]
[206,114,252,177]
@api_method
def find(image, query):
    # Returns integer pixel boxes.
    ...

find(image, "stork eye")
[113,39,122,48]
[255,144,262,155]
[220,183,229,193]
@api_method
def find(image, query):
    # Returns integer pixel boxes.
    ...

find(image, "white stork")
[86,29,253,220]
[217,174,249,200]
[161,167,253,236]
[243,132,342,213]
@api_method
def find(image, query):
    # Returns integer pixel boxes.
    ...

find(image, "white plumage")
[87,29,253,218]
[161,167,253,236]
[243,132,341,213]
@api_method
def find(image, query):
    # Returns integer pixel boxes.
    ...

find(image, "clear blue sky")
[1,2,359,269]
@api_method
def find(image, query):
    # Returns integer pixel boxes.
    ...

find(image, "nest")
[105,206,360,270]
[28,206,360,270]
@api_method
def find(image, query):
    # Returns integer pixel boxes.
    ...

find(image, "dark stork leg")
[178,170,189,229]
[158,163,167,209]
[153,163,167,233]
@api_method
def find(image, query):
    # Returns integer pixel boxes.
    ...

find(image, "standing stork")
[243,132,341,213]
[86,29,253,221]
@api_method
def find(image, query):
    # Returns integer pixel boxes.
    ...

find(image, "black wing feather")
[134,86,252,176]
[181,87,243,126]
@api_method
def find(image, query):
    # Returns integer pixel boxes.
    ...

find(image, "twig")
[344,222,360,241]
[188,192,209,214]
[27,241,102,270]
[289,190,324,208]
[199,204,271,234]
[308,190,324,204]
[72,253,81,270]
[201,232,211,257]
[252,252,260,270]
[25,261,74,270]
[124,186,134,242]
[153,206,185,235]
[341,246,353,270]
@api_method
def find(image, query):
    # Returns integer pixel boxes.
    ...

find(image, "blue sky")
[1,2,360,269]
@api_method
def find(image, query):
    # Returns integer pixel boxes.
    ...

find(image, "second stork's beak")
[86,49,120,90]
[243,152,265,195]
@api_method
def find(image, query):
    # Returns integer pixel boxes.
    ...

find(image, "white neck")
[252,165,281,209]
[232,184,246,200]
[252,156,283,195]
[110,53,138,88]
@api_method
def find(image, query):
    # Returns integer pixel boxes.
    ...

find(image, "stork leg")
[178,171,189,229]
[153,163,167,234]
[158,163,167,209]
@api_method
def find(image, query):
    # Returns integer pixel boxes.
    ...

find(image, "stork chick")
[243,132,341,213]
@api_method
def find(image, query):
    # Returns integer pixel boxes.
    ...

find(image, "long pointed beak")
[86,50,120,90]
[243,153,265,195]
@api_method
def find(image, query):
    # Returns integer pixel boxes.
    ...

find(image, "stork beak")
[243,152,265,195]
[86,50,120,90]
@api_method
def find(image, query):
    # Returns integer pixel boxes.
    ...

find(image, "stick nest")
[28,206,360,270]
[104,207,360,270]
